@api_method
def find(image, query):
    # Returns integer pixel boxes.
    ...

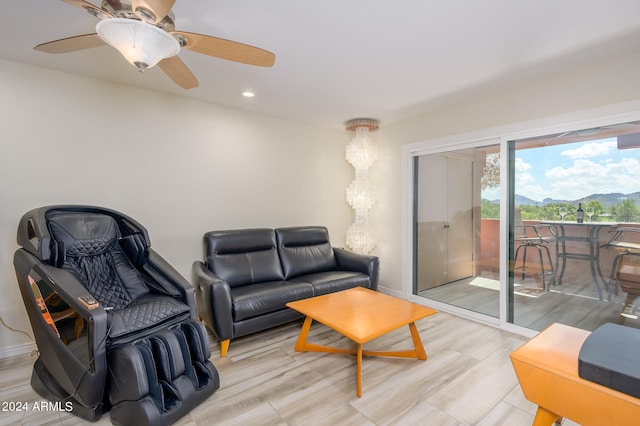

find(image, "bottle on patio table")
[576,203,584,223]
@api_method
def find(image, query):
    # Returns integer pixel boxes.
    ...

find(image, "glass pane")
[509,121,640,331]
[414,144,501,317]
[28,268,94,370]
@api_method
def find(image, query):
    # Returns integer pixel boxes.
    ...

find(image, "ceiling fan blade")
[62,0,113,19]
[174,31,276,67]
[132,0,175,24]
[34,33,105,54]
[158,56,199,89]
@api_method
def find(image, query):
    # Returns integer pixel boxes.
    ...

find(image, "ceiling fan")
[554,122,639,139]
[35,0,276,89]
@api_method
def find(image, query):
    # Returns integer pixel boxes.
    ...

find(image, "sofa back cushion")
[276,226,337,279]
[204,229,284,287]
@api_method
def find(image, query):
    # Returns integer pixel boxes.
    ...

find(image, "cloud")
[482,157,549,200]
[560,140,616,159]
[514,157,531,172]
[514,158,547,200]
[544,157,640,199]
[514,158,534,183]
[483,139,640,202]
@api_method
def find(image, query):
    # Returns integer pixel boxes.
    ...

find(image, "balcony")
[421,218,640,332]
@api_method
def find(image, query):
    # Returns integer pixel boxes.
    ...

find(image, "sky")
[482,137,640,202]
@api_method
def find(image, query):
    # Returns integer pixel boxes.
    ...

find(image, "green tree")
[586,200,603,211]
[481,199,499,219]
[613,199,640,223]
[481,153,500,219]
[585,200,604,221]
[481,153,500,191]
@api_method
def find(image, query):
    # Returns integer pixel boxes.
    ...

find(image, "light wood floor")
[0,312,580,426]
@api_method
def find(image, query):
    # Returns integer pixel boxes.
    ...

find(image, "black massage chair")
[13,205,219,425]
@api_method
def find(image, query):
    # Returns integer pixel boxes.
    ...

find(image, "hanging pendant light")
[344,118,380,254]
[96,18,180,72]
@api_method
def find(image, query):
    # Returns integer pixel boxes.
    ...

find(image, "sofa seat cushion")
[291,271,371,296]
[230,281,314,321]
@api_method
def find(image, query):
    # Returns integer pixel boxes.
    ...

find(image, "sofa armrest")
[192,261,233,341]
[334,248,380,290]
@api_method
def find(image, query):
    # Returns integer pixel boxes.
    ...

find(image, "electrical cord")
[0,315,38,357]
[62,318,114,405]
[0,314,34,342]
[6,284,114,407]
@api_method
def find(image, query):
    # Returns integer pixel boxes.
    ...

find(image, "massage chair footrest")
[108,320,220,426]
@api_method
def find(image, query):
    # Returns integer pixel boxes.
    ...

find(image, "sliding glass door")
[413,144,501,318]
[508,123,640,331]
[412,119,640,332]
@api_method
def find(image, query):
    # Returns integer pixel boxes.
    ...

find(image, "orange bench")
[510,323,640,425]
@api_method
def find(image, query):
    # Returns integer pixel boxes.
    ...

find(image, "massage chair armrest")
[37,265,109,347]
[144,249,197,318]
[18,261,108,407]
[334,248,380,290]
[192,261,233,341]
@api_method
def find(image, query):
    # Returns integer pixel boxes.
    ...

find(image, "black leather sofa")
[193,226,379,356]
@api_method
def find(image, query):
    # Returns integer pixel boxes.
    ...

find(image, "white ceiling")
[3,0,640,129]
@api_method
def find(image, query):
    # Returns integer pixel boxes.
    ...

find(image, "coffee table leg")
[409,322,427,360]
[294,316,313,351]
[293,317,428,398]
[357,343,363,398]
[532,406,562,426]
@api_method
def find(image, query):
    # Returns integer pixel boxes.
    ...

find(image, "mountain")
[511,192,640,206]
[515,194,541,205]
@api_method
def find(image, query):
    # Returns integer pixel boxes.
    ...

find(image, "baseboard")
[378,285,402,298]
[0,341,37,360]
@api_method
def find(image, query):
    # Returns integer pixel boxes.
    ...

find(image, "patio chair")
[513,208,556,289]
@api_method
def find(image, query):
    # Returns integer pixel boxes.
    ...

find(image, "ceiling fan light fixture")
[133,7,157,24]
[96,18,180,72]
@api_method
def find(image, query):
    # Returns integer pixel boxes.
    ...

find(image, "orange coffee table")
[286,287,438,397]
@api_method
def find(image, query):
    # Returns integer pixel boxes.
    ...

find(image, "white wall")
[376,48,640,298]
[386,49,640,144]
[3,45,640,356]
[0,59,351,354]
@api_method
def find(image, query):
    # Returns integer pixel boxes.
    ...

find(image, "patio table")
[540,221,617,300]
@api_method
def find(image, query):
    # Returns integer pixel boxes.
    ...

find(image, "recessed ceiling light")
[242,91,255,98]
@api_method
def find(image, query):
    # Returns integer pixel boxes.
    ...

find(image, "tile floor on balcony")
[419,256,640,332]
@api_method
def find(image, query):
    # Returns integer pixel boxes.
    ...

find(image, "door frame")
[414,152,474,292]
[401,101,640,337]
